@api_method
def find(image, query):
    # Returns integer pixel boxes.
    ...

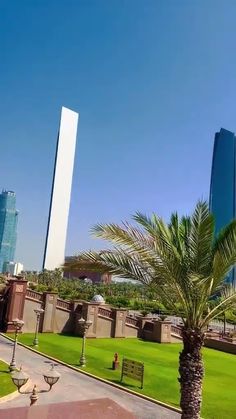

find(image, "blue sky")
[1,0,236,269]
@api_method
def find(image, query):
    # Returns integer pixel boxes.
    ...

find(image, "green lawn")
[0,360,16,398]
[15,333,236,419]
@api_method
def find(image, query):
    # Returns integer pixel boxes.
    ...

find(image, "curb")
[1,333,181,414]
[0,389,18,405]
[0,358,33,405]
[0,356,18,404]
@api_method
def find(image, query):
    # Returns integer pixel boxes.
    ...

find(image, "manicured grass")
[0,360,16,398]
[15,333,236,419]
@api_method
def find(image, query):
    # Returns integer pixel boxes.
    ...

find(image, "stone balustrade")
[1,280,172,342]
[171,324,183,338]
[98,306,114,319]
[26,289,43,302]
[56,298,71,311]
[125,316,139,328]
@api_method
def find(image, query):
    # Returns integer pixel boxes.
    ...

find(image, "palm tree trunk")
[179,327,205,419]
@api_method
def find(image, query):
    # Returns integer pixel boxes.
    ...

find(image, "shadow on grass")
[56,332,76,337]
[110,379,139,389]
[71,363,82,368]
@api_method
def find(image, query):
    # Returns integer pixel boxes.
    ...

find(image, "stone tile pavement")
[0,399,136,419]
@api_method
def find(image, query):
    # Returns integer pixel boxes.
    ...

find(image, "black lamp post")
[33,308,44,346]
[9,318,24,371]
[78,317,92,367]
[11,364,61,405]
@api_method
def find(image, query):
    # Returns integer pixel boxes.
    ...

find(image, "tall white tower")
[43,106,79,270]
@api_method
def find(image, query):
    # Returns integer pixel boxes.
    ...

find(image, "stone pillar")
[137,316,150,338]
[138,316,150,328]
[72,300,82,335]
[5,278,28,332]
[72,300,83,313]
[82,302,99,338]
[113,308,127,338]
[152,320,172,343]
[41,292,58,332]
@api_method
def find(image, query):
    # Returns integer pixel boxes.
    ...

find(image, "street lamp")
[11,366,29,389]
[78,317,92,367]
[43,363,61,389]
[11,364,61,405]
[33,308,44,346]
[9,318,24,371]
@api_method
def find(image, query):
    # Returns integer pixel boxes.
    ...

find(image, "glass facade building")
[0,190,18,273]
[209,128,236,284]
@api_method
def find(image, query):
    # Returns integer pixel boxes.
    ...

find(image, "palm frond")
[201,283,236,327]
[188,201,214,276]
[212,220,236,291]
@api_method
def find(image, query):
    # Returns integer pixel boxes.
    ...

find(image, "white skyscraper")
[43,107,79,270]
[4,261,24,276]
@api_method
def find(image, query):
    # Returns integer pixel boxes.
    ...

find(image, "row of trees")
[27,269,166,312]
[26,269,236,323]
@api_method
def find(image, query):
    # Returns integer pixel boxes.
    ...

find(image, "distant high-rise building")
[0,190,18,273]
[3,261,23,276]
[209,128,236,284]
[43,107,79,270]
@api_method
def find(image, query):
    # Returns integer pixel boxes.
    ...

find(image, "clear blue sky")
[1,0,236,270]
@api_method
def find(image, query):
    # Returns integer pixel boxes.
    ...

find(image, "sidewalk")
[0,335,180,419]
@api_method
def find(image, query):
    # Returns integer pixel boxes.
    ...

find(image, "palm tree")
[64,202,236,419]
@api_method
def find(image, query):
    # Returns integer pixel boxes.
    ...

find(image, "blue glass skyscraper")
[209,128,236,284]
[0,190,18,273]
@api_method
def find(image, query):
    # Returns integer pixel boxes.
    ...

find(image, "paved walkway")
[0,335,180,419]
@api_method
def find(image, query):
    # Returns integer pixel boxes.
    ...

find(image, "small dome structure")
[91,294,105,304]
